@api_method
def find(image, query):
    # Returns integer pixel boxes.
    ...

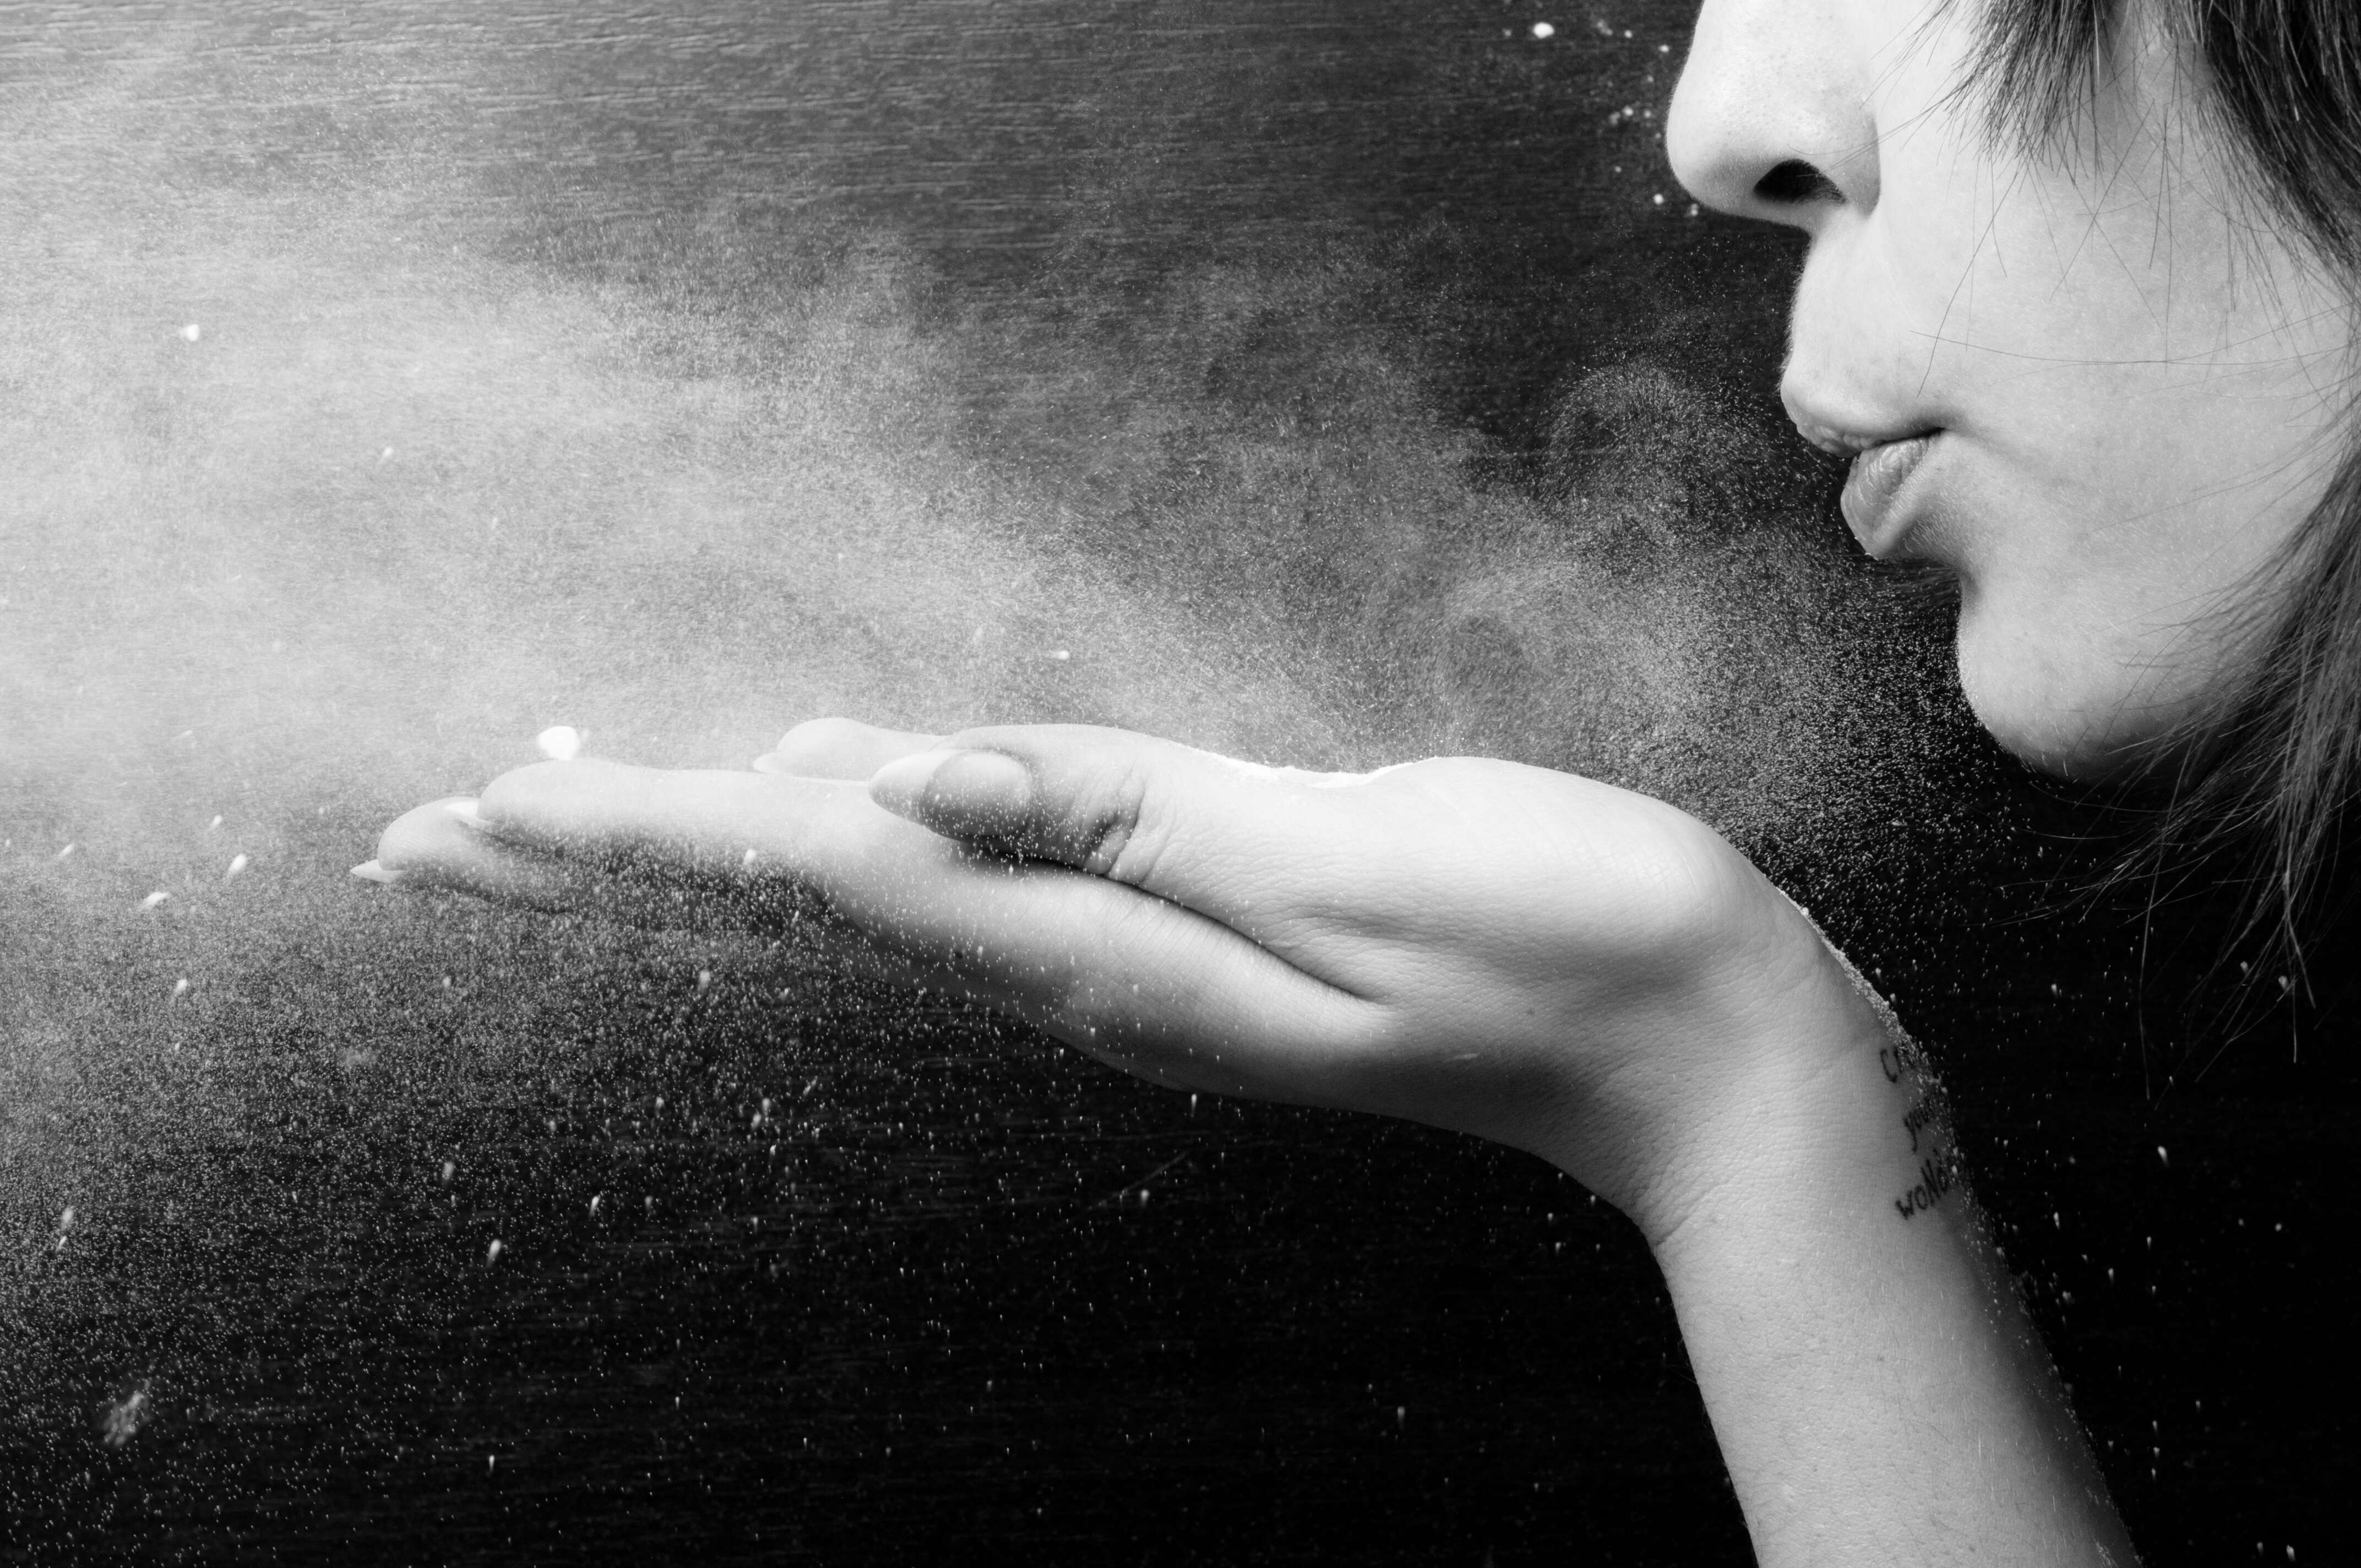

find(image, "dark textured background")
[1,3,2351,1563]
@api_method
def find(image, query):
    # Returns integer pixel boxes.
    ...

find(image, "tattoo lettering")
[1875,1033,1933,1085]
[1879,1033,1963,1222]
[1902,1096,1943,1152]
[1892,1143,1964,1221]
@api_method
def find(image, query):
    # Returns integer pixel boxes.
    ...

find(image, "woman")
[360,0,2355,1559]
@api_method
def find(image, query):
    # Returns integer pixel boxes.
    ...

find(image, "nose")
[1666,0,1880,228]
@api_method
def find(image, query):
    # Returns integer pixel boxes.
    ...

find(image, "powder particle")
[102,1387,150,1447]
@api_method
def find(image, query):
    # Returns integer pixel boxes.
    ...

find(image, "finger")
[467,758,1381,1102]
[366,798,969,993]
[477,759,895,878]
[367,794,788,929]
[864,725,1391,943]
[364,796,602,912]
[754,717,943,781]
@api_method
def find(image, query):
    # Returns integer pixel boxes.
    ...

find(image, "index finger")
[464,758,1380,1099]
[477,759,916,880]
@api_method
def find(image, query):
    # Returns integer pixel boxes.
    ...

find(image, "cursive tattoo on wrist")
[1878,1035,1963,1223]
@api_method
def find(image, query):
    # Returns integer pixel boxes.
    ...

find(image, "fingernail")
[750,753,786,775]
[869,748,1033,836]
[445,798,493,832]
[350,860,404,885]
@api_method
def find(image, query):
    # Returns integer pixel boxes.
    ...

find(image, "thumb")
[867,745,1058,860]
[866,725,1361,922]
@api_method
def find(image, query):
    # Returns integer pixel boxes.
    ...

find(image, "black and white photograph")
[2,1,2352,1561]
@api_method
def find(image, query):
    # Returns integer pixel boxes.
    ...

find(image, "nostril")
[1754,159,1843,205]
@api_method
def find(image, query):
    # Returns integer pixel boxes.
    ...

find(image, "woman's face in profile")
[1669,0,2355,780]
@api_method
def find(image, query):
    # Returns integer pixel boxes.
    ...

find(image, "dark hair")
[1967,0,2361,972]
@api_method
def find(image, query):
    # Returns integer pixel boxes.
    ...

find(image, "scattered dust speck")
[225,853,249,879]
[178,323,201,342]
[535,725,584,761]
[102,1386,151,1447]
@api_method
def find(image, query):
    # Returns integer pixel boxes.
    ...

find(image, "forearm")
[1633,999,2136,1565]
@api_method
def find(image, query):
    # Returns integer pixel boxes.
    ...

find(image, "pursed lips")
[1788,413,1945,556]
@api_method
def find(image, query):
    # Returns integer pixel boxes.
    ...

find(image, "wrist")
[1584,892,1914,1252]
[1641,982,1935,1271]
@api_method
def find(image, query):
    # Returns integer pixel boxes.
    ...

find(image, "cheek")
[1807,148,2353,778]
[1941,444,2320,781]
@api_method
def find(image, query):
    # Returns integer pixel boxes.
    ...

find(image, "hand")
[365,719,1882,1239]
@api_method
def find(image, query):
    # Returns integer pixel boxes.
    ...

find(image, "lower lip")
[1840,433,1939,553]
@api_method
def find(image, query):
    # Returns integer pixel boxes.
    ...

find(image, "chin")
[1952,606,2185,786]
